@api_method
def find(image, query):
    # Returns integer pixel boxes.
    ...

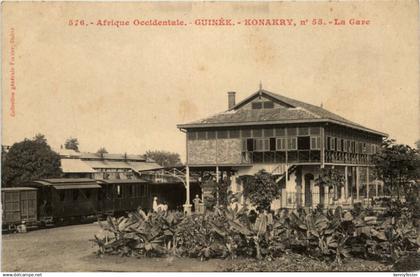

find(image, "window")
[116,185,122,198]
[327,137,332,150]
[287,137,297,150]
[298,136,310,150]
[59,191,65,201]
[229,130,240,138]
[207,131,216,139]
[263,128,273,137]
[241,129,252,138]
[276,138,286,150]
[287,128,297,136]
[343,140,348,153]
[275,128,285,136]
[246,138,254,151]
[252,129,262,138]
[310,137,321,150]
[263,101,274,109]
[252,102,262,109]
[72,190,79,201]
[337,139,343,152]
[85,190,91,199]
[217,130,228,139]
[262,139,269,151]
[197,131,206,140]
[269,138,276,151]
[187,132,197,140]
[298,127,309,136]
[255,139,264,151]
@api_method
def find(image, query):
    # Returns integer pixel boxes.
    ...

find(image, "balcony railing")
[325,151,372,164]
[241,150,321,164]
[281,189,386,210]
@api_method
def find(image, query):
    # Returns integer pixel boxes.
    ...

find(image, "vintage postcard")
[1,0,419,274]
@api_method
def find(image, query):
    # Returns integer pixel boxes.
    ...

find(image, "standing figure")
[193,194,202,213]
[152,196,159,212]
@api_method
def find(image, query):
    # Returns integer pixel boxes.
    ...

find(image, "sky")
[2,1,419,162]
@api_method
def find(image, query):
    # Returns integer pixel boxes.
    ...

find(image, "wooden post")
[366,167,370,205]
[375,180,379,197]
[216,166,220,206]
[344,166,348,201]
[320,127,325,168]
[183,165,192,214]
[356,166,360,201]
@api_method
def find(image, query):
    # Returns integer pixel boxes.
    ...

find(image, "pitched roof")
[82,159,162,172]
[61,158,96,173]
[177,89,387,136]
[80,152,147,161]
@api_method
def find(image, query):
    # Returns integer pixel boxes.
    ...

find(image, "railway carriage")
[97,179,151,215]
[28,178,102,223]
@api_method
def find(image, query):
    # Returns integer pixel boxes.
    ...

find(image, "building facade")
[178,88,387,210]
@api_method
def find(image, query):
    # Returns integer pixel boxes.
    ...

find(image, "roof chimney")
[228,91,236,109]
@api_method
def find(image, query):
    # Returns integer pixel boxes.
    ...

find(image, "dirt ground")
[1,223,229,272]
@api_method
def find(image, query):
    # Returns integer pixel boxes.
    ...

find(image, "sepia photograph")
[1,0,419,274]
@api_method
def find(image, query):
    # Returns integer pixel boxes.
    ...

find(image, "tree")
[64,137,79,152]
[97,147,108,158]
[143,150,182,167]
[2,135,62,187]
[415,139,420,151]
[372,138,419,199]
[239,170,280,212]
[34,133,47,144]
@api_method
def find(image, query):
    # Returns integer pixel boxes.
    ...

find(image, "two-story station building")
[177,87,387,210]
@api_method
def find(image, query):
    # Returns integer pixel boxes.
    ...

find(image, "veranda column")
[183,165,192,214]
[356,166,360,201]
[366,167,370,204]
[216,166,220,206]
[344,166,348,202]
[296,167,302,208]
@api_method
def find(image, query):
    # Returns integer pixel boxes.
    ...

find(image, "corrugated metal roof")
[83,160,162,172]
[2,187,37,191]
[39,178,96,184]
[57,149,81,157]
[130,162,163,172]
[52,184,101,190]
[80,153,147,161]
[84,160,134,169]
[61,158,96,173]
[31,178,100,189]
[97,179,148,184]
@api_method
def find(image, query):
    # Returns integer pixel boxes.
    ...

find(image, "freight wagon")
[2,187,37,231]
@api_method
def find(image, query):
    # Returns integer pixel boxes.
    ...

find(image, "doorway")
[304,173,314,207]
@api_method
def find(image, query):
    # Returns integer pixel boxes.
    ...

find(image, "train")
[1,177,199,232]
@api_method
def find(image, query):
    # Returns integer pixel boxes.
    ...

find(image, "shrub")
[92,204,420,268]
